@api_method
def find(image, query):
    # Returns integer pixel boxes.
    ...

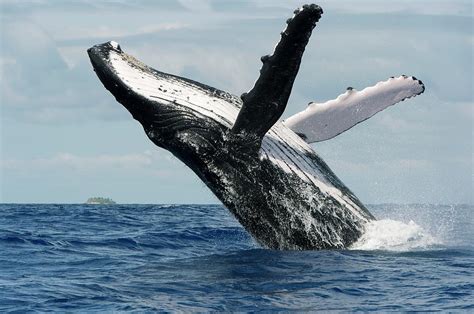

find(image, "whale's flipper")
[232,4,323,141]
[283,76,425,143]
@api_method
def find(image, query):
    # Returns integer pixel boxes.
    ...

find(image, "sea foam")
[350,219,441,251]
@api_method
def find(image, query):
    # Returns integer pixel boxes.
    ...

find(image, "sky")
[0,0,472,204]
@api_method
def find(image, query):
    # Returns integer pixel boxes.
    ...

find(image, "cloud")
[321,153,472,204]
[1,149,216,204]
[63,23,188,41]
[127,41,257,95]
[5,0,469,17]
[1,150,184,178]
[0,0,186,14]
[330,158,435,175]
[2,0,471,125]
[331,0,471,16]
[254,0,472,17]
[178,0,212,12]
[0,17,128,124]
[1,1,472,204]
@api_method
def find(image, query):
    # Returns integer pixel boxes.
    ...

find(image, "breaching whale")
[88,4,425,249]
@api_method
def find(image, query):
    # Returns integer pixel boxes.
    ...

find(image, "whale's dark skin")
[88,4,376,250]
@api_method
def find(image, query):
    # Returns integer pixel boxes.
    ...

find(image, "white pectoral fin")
[283,75,425,143]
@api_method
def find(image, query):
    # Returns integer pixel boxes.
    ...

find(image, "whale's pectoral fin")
[283,75,425,143]
[231,4,323,141]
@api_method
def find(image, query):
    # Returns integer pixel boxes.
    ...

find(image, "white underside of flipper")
[283,76,425,143]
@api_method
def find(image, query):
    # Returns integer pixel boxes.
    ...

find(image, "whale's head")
[87,41,244,158]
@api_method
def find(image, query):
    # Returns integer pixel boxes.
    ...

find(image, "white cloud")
[129,42,257,95]
[60,23,188,41]
[0,17,129,124]
[331,158,434,175]
[2,0,471,124]
[1,0,471,204]
[177,0,212,12]
[1,150,184,178]
[0,149,215,203]
[254,0,472,17]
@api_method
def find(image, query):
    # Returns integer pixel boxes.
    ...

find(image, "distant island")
[85,197,116,205]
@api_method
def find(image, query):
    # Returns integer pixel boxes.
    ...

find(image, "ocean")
[0,203,472,311]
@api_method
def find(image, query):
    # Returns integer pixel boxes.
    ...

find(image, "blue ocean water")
[0,203,472,311]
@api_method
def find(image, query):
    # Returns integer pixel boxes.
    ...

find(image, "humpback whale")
[88,4,425,250]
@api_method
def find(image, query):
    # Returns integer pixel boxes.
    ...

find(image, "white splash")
[350,219,441,251]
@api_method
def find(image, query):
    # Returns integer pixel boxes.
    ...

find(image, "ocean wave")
[0,203,472,312]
